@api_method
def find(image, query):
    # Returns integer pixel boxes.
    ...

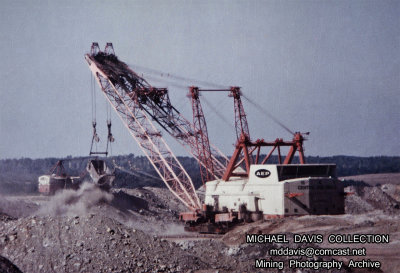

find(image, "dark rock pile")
[345,185,400,214]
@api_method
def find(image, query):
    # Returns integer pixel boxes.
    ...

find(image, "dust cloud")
[0,195,38,218]
[37,182,113,216]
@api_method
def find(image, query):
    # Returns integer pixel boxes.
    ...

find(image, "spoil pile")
[0,181,399,272]
[0,214,215,273]
[0,214,353,273]
[0,213,15,222]
[345,185,400,214]
[0,196,39,218]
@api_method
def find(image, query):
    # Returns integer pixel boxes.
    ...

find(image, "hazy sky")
[0,0,399,159]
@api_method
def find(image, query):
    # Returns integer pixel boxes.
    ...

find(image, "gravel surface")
[0,181,399,272]
[345,185,400,214]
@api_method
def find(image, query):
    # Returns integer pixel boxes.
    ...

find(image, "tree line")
[0,154,399,194]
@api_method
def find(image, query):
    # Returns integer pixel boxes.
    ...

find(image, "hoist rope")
[90,71,115,157]
[91,74,97,123]
[107,101,113,156]
[90,73,99,154]
[90,72,94,122]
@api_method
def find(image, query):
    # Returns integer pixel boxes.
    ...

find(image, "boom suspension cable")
[139,73,190,90]
[130,63,228,89]
[201,95,235,131]
[241,94,295,136]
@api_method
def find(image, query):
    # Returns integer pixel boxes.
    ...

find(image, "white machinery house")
[205,164,344,220]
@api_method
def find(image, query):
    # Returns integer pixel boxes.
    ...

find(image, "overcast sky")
[0,0,399,159]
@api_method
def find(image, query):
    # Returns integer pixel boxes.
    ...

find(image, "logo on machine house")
[255,169,271,178]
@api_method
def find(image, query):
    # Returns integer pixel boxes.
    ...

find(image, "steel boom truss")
[93,44,228,183]
[85,43,201,210]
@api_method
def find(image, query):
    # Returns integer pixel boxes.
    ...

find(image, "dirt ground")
[1,174,400,272]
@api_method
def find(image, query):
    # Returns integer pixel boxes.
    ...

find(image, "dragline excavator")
[85,43,345,233]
